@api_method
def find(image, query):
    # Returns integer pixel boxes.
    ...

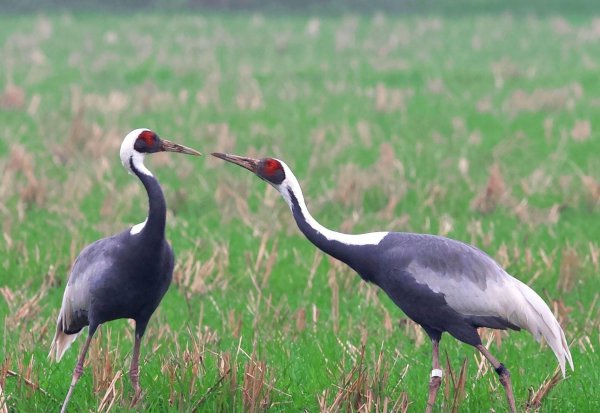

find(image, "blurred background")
[1,0,599,411]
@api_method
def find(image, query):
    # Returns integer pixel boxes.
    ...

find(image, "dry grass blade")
[4,144,47,207]
[254,233,269,273]
[558,247,580,292]
[525,368,562,412]
[390,391,410,413]
[3,281,49,331]
[0,381,7,413]
[319,345,406,413]
[175,244,229,296]
[242,354,271,413]
[502,84,582,115]
[442,352,454,403]
[5,369,52,399]
[589,243,600,272]
[90,329,116,394]
[191,368,231,412]
[0,83,25,109]
[443,353,468,412]
[583,293,599,330]
[321,345,367,412]
[294,307,307,335]
[0,358,8,392]
[451,358,468,413]
[552,299,573,329]
[571,119,591,141]
[304,251,323,294]
[260,239,278,289]
[581,175,600,208]
[97,370,122,413]
[219,351,238,397]
[475,333,494,378]
[471,163,507,213]
[328,267,340,335]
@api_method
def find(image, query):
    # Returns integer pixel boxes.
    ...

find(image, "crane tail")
[512,278,574,376]
[48,327,80,362]
[49,282,87,362]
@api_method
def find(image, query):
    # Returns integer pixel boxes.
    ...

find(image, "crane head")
[211,153,288,187]
[212,152,308,212]
[121,128,201,176]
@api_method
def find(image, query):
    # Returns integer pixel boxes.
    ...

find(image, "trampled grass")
[1,5,600,412]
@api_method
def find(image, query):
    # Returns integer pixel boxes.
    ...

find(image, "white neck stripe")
[130,153,153,177]
[277,161,388,246]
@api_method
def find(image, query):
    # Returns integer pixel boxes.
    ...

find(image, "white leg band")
[431,368,443,378]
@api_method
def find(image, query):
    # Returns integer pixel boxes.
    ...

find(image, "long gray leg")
[476,344,517,413]
[129,333,143,405]
[425,339,442,413]
[60,333,94,413]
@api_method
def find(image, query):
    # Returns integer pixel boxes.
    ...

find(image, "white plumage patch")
[509,277,574,376]
[120,128,153,177]
[276,161,388,246]
[130,218,147,235]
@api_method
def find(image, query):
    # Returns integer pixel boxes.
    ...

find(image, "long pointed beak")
[160,139,202,156]
[211,152,259,173]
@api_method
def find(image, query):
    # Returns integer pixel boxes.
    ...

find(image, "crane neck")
[278,172,387,272]
[129,156,166,243]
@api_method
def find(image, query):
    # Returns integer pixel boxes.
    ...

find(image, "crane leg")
[476,344,517,413]
[129,333,143,406]
[60,333,94,413]
[425,339,442,413]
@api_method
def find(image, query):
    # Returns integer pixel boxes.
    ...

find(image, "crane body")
[50,129,200,412]
[53,224,174,346]
[212,152,573,413]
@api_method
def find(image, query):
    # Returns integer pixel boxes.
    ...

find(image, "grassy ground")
[1,7,600,412]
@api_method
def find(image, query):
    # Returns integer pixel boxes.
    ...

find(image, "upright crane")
[49,129,201,412]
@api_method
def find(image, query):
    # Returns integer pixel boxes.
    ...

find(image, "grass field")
[1,5,600,412]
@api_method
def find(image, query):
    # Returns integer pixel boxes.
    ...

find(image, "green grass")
[1,7,600,412]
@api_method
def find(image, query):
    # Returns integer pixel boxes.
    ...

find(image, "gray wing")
[395,234,573,374]
[399,234,530,320]
[57,234,124,333]
[381,233,519,321]
[406,234,504,288]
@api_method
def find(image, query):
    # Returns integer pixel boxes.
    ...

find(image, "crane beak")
[160,139,202,156]
[211,152,259,173]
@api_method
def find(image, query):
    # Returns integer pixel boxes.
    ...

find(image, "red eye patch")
[263,159,281,175]
[138,130,156,145]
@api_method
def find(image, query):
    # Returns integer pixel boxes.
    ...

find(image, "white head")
[120,128,202,177]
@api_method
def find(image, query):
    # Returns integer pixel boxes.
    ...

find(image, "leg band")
[495,363,508,376]
[431,368,443,378]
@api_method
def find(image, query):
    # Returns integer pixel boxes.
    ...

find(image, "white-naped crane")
[212,152,573,413]
[49,129,201,412]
